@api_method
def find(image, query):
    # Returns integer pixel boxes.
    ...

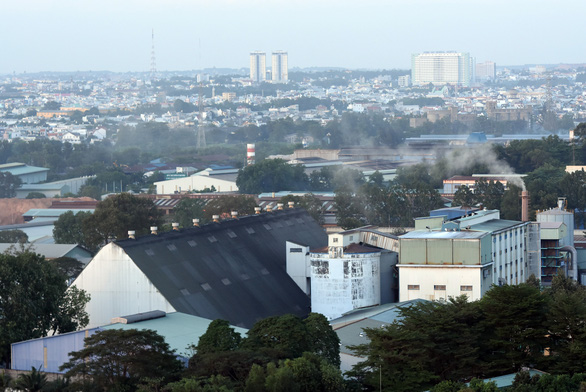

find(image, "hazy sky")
[1,0,584,74]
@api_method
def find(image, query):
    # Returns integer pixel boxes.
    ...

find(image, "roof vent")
[255,207,261,214]
[150,226,158,235]
[266,206,273,213]
[111,310,166,324]
[128,230,136,239]
[277,203,284,210]
[172,222,180,231]
[231,211,238,219]
[193,218,200,226]
[288,201,295,209]
[212,215,220,223]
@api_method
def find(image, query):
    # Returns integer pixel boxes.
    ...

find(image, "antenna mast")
[150,29,157,80]
[196,39,206,149]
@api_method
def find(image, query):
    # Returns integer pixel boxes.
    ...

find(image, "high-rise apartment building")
[250,51,266,82]
[271,51,288,82]
[476,61,496,81]
[411,51,472,86]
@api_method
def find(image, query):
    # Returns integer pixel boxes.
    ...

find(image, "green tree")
[25,191,46,199]
[478,283,548,375]
[53,211,95,250]
[43,101,61,110]
[303,313,340,367]
[279,194,325,224]
[50,256,85,281]
[60,329,183,391]
[195,319,242,355]
[544,274,586,375]
[474,180,505,210]
[0,251,90,364]
[173,198,206,228]
[0,172,21,198]
[236,159,309,194]
[14,366,47,392]
[244,314,310,359]
[82,193,163,249]
[245,364,266,392]
[453,185,476,208]
[0,229,28,243]
[203,195,257,221]
[500,184,522,220]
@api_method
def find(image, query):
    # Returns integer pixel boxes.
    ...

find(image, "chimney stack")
[212,215,220,223]
[128,230,136,239]
[254,207,261,214]
[150,226,158,235]
[277,203,284,210]
[193,218,200,227]
[231,211,238,219]
[246,143,255,166]
[288,201,295,209]
[521,191,529,222]
[172,222,180,231]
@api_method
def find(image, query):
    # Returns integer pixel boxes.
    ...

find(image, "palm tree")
[14,366,47,392]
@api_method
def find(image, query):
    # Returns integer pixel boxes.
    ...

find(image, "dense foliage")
[0,251,90,365]
[350,274,586,392]
[60,329,183,391]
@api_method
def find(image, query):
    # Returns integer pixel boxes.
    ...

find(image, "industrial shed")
[11,311,247,373]
[71,208,327,329]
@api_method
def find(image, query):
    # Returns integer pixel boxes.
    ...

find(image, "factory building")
[287,227,398,320]
[399,209,536,302]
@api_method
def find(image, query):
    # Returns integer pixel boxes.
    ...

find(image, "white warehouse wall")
[70,243,176,328]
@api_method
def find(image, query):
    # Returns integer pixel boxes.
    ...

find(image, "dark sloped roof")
[115,209,327,328]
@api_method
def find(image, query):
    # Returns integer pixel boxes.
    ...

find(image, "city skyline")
[1,0,584,74]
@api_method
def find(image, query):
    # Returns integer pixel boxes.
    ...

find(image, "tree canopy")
[0,172,21,198]
[0,251,90,365]
[61,328,183,391]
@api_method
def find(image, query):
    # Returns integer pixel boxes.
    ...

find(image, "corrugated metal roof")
[0,163,49,176]
[103,312,248,358]
[115,209,327,328]
[400,230,488,240]
[23,208,94,217]
[469,219,524,232]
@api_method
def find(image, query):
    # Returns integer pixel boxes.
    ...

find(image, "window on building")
[434,285,446,291]
[333,238,338,243]
[349,235,353,241]
[290,248,303,253]
[408,285,420,290]
[461,285,473,291]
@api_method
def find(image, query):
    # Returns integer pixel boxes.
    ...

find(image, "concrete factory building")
[70,208,327,328]
[399,209,536,302]
[286,227,399,320]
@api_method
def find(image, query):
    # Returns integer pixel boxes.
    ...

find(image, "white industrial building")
[287,227,399,321]
[154,168,238,194]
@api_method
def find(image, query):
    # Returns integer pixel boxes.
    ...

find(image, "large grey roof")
[115,209,327,328]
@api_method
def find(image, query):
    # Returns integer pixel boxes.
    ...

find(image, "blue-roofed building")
[0,162,49,184]
[11,311,248,373]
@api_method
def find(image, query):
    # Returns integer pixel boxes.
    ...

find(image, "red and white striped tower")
[246,144,255,166]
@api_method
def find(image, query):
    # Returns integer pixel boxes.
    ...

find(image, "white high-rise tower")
[250,51,266,82]
[271,51,288,83]
[411,51,472,86]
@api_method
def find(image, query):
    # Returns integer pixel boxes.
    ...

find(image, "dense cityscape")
[2,1,586,391]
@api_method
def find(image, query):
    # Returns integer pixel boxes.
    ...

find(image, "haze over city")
[1,0,585,74]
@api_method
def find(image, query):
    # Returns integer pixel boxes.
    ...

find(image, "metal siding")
[426,239,453,264]
[452,240,480,265]
[400,239,426,264]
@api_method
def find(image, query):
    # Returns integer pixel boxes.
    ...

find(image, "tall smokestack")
[247,143,255,166]
[521,191,529,222]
